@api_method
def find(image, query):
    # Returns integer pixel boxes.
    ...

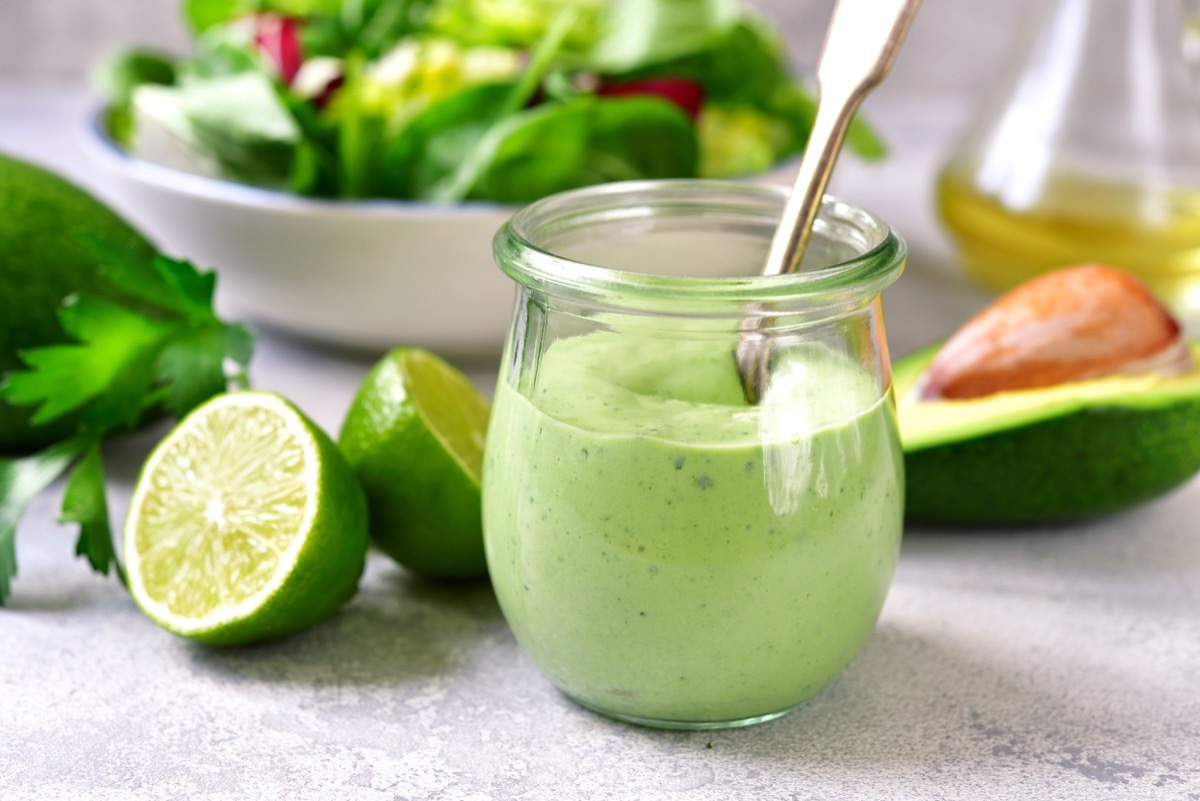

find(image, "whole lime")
[338,348,490,580]
[0,152,157,452]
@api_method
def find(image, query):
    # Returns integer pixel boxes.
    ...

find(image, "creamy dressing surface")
[482,333,904,724]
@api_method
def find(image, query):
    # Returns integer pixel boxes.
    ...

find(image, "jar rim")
[493,179,906,308]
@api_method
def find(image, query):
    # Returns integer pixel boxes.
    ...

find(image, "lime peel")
[338,348,490,580]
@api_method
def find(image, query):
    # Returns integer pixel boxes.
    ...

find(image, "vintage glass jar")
[482,180,907,729]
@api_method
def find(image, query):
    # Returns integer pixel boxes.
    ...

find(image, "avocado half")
[894,341,1200,524]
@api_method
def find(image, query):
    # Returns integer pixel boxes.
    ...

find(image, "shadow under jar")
[483,180,907,730]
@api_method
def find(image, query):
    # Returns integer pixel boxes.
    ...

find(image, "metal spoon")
[737,0,922,403]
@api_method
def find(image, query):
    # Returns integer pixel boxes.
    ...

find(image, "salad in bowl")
[89,0,884,352]
[99,0,883,202]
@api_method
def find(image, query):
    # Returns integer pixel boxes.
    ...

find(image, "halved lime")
[124,391,368,645]
[338,348,490,579]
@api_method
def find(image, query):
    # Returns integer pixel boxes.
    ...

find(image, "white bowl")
[83,116,798,355]
[83,117,518,355]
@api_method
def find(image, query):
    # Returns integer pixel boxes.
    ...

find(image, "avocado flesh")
[895,341,1200,523]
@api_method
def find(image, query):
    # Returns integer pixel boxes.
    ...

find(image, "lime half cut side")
[125,391,368,646]
[404,348,489,482]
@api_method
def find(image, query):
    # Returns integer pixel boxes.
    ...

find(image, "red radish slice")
[597,77,705,121]
[255,14,303,85]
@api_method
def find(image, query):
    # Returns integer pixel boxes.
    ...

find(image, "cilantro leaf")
[1,254,255,435]
[81,339,168,433]
[60,441,124,583]
[0,438,89,604]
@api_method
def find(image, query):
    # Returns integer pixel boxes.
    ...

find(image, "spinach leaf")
[615,20,792,112]
[94,49,179,147]
[183,0,250,33]
[381,5,579,200]
[425,0,735,71]
[144,0,885,200]
[382,87,696,204]
[94,49,178,103]
[380,82,512,199]
[620,19,885,163]
[425,0,602,50]
[179,71,302,186]
[182,21,264,79]
[330,53,392,197]
[468,95,698,203]
[282,93,340,195]
[302,0,436,58]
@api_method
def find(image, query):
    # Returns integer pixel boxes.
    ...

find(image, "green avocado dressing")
[483,332,903,724]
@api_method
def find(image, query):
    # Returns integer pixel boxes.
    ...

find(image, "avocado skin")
[0,153,157,453]
[905,398,1200,524]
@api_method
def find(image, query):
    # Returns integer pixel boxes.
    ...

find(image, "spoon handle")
[738,0,921,404]
[762,0,922,277]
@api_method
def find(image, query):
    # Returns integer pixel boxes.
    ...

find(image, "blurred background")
[0,0,1032,354]
[1,0,1023,99]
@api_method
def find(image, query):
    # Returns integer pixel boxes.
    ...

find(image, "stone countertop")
[2,86,1199,801]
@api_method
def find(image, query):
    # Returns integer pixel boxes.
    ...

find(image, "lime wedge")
[124,391,368,645]
[338,348,490,579]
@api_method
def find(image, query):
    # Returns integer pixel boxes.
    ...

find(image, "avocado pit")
[895,264,1200,523]
[916,264,1193,401]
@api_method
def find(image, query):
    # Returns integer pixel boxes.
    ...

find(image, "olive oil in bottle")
[935,0,1200,324]
[937,167,1200,318]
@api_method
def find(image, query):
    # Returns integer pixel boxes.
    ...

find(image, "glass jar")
[482,180,906,730]
[937,0,1200,322]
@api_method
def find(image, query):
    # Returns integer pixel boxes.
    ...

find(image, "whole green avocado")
[0,152,158,452]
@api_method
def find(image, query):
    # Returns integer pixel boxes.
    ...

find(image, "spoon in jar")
[737,0,922,404]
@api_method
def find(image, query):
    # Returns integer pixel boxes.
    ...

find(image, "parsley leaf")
[1,296,177,429]
[157,322,254,417]
[60,440,123,583]
[79,234,183,314]
[150,254,221,323]
[0,438,89,604]
[0,248,255,604]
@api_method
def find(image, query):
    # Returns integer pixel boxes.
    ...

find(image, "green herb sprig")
[0,246,254,604]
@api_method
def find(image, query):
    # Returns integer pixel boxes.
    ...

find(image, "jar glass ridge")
[483,179,906,729]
